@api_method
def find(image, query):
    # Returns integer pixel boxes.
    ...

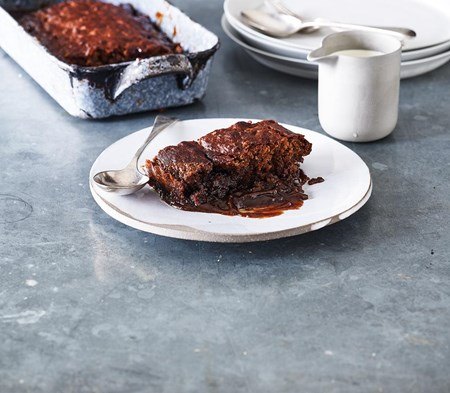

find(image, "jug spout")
[307,47,335,62]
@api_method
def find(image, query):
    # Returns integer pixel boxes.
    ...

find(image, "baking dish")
[0,0,219,118]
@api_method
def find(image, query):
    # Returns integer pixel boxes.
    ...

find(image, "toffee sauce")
[170,188,309,218]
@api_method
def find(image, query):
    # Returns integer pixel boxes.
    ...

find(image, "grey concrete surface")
[1,1,450,392]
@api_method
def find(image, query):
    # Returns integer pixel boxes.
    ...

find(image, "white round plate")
[90,119,372,243]
[225,12,450,62]
[224,0,450,52]
[223,16,450,80]
[401,40,450,62]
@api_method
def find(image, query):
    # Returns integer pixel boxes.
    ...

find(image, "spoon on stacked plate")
[242,0,416,39]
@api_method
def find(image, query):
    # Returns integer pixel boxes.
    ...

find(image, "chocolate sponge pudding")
[146,120,320,218]
[18,0,183,66]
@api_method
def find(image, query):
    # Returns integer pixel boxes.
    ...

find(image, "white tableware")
[401,50,450,78]
[241,9,409,40]
[308,32,401,142]
[90,118,372,243]
[227,11,450,62]
[222,16,450,80]
[224,0,450,52]
[401,40,450,62]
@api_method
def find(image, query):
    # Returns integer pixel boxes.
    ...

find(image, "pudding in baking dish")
[18,0,183,66]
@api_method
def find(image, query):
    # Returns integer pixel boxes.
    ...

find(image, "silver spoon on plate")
[92,115,178,195]
[265,0,416,36]
[242,6,416,39]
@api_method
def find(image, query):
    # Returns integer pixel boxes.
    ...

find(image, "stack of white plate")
[223,0,450,79]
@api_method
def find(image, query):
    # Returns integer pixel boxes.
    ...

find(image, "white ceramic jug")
[308,31,402,142]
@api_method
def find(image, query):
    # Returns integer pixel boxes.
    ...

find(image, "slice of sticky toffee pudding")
[146,120,316,218]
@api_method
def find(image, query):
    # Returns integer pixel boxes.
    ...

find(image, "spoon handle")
[127,115,178,173]
[301,21,406,40]
[366,26,416,37]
